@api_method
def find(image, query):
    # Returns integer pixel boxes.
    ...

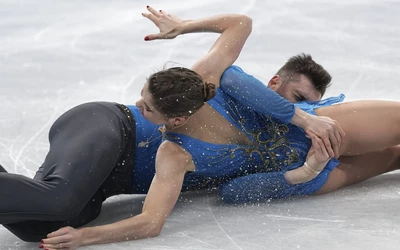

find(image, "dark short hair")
[276,53,332,96]
[147,67,216,118]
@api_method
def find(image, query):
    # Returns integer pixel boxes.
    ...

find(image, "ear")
[267,75,282,91]
[169,116,188,127]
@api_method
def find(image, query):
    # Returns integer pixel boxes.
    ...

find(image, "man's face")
[268,74,322,103]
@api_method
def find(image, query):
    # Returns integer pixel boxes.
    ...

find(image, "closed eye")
[295,95,305,102]
[293,91,307,102]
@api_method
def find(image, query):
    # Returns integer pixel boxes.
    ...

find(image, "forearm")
[290,107,311,129]
[178,14,251,36]
[284,152,331,184]
[220,66,315,128]
[80,213,161,246]
[220,66,296,123]
[220,171,292,203]
[284,162,321,184]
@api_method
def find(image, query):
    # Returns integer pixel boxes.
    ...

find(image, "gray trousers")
[0,102,136,242]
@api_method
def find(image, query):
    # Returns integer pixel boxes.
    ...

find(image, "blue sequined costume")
[218,66,344,203]
[127,65,344,203]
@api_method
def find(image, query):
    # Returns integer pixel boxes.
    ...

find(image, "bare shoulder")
[156,140,194,172]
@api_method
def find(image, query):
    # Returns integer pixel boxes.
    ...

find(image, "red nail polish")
[146,5,149,8]
[144,36,149,41]
[39,245,44,249]
[40,240,44,243]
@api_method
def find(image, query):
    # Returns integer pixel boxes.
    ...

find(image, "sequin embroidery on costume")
[222,93,303,172]
[163,90,310,191]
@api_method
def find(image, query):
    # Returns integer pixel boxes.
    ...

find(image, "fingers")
[329,120,345,158]
[142,5,166,21]
[46,227,67,238]
[307,130,323,155]
[143,33,160,41]
[322,136,334,158]
[331,120,343,157]
[141,12,158,24]
[308,131,330,163]
[142,6,168,41]
[146,5,161,18]
[336,121,346,157]
[41,241,70,250]
[329,129,339,158]
[41,234,72,250]
[43,235,68,245]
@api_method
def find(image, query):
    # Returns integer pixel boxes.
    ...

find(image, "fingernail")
[40,240,44,243]
[144,36,149,41]
[39,245,43,249]
[159,10,162,12]
[146,5,149,8]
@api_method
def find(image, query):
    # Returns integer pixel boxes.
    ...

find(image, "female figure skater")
[40,6,400,249]
[1,6,340,249]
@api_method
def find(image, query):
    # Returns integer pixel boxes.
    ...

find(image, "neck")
[164,116,192,132]
[164,105,208,134]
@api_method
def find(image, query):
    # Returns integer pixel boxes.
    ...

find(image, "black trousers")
[0,102,136,242]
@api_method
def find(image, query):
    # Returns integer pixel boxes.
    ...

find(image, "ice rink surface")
[1,0,400,249]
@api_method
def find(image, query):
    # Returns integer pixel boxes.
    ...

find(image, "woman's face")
[136,83,168,125]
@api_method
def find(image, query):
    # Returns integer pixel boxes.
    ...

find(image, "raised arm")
[142,6,252,85]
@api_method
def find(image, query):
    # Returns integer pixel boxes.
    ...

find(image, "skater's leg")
[0,102,134,224]
[3,189,104,242]
[316,145,400,194]
[315,100,400,156]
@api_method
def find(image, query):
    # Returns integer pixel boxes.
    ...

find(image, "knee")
[14,232,44,242]
[45,190,87,220]
[387,145,400,170]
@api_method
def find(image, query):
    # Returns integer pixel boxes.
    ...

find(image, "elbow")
[238,15,253,33]
[147,225,162,238]
[147,231,161,239]
[143,218,164,238]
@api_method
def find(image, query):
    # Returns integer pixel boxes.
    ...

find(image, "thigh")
[315,100,400,156]
[316,145,400,194]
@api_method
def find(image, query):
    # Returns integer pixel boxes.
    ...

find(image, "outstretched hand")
[40,226,83,250]
[304,115,345,158]
[142,6,183,41]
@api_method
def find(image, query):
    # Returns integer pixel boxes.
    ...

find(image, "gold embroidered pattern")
[222,97,303,172]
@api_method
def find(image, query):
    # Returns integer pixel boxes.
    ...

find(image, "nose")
[135,98,142,107]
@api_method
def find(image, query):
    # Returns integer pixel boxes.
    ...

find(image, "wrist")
[284,162,320,185]
[290,107,310,129]
[177,20,193,35]
[79,227,99,247]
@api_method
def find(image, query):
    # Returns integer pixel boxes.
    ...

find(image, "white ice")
[1,0,400,249]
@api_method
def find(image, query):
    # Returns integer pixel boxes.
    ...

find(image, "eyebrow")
[140,88,153,110]
[144,101,152,111]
